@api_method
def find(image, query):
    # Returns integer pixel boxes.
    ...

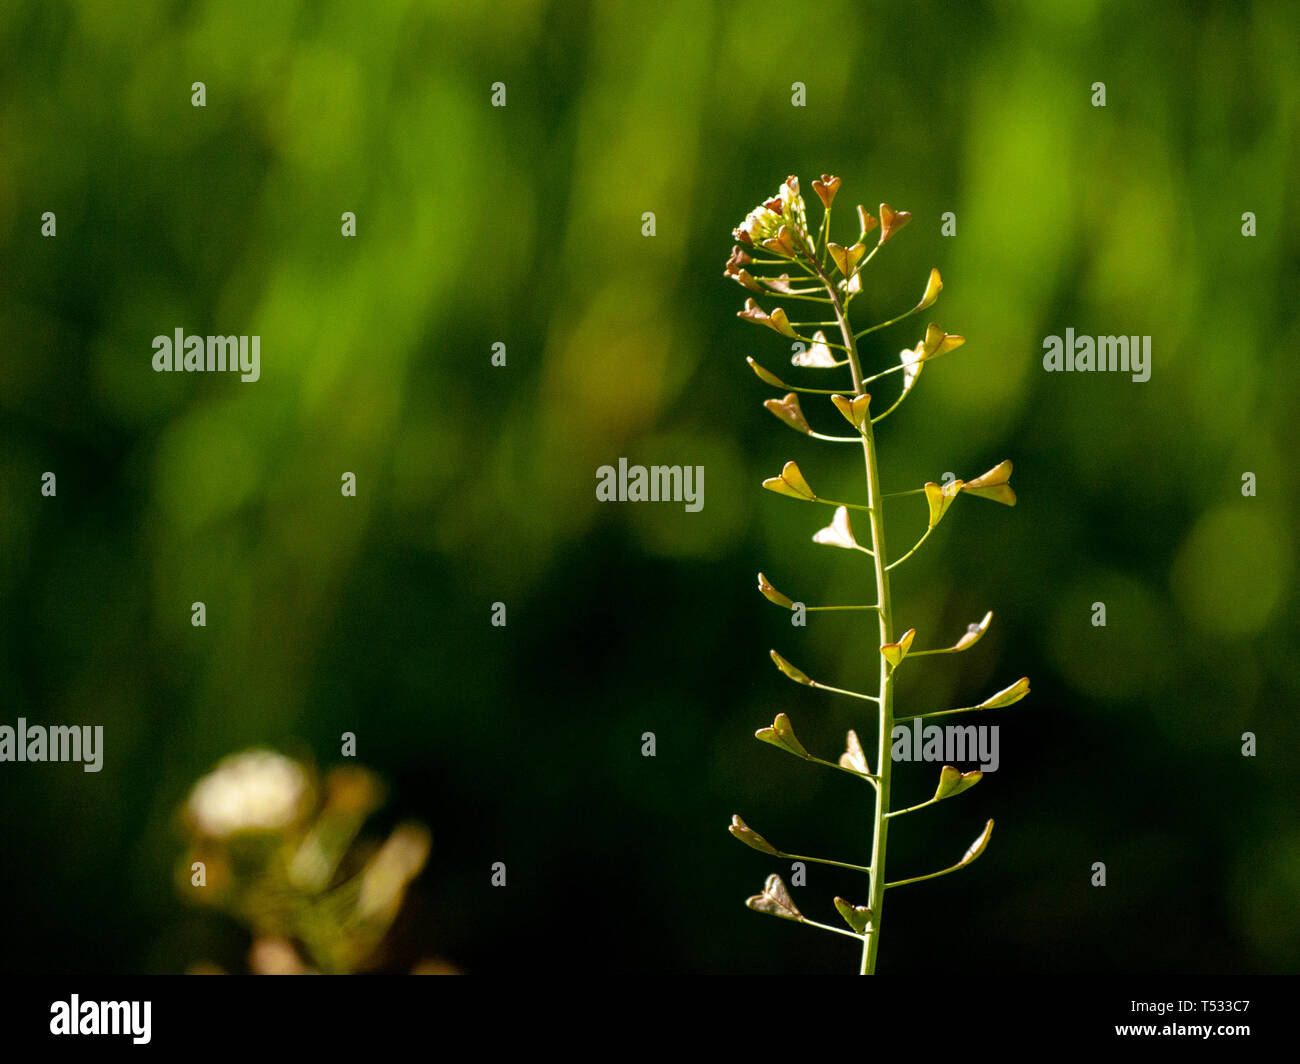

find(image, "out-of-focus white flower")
[187,749,309,837]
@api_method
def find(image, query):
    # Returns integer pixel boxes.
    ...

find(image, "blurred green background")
[2,0,1298,974]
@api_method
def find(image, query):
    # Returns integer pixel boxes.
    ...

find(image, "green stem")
[895,702,994,722]
[809,496,874,512]
[870,383,913,425]
[885,527,933,571]
[816,261,894,975]
[809,680,881,705]
[758,288,835,303]
[885,859,970,889]
[885,796,938,819]
[800,917,866,941]
[807,431,871,444]
[863,362,907,385]
[853,299,922,340]
[783,852,873,875]
[806,755,881,785]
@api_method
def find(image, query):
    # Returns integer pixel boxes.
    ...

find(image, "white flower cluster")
[732,176,808,249]
[187,749,309,837]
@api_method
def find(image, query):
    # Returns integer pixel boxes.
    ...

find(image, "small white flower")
[187,749,309,837]
[732,175,810,250]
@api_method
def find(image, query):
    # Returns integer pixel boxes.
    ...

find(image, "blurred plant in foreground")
[178,749,447,974]
[725,175,1029,974]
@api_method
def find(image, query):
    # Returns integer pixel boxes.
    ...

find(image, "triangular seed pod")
[812,506,858,550]
[763,392,812,435]
[755,711,812,759]
[729,815,782,856]
[834,897,872,933]
[878,203,912,244]
[756,572,795,609]
[976,677,1030,709]
[745,874,804,921]
[880,628,916,667]
[761,460,817,501]
[963,460,1016,506]
[792,330,838,368]
[958,820,995,867]
[830,393,871,431]
[915,267,943,310]
[839,730,871,776]
[951,611,994,651]
[933,765,983,801]
[769,652,812,687]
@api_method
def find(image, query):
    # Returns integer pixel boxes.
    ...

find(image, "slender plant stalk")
[726,174,1029,974]
[819,265,894,974]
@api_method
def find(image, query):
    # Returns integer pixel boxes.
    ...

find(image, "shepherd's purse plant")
[724,174,1029,974]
